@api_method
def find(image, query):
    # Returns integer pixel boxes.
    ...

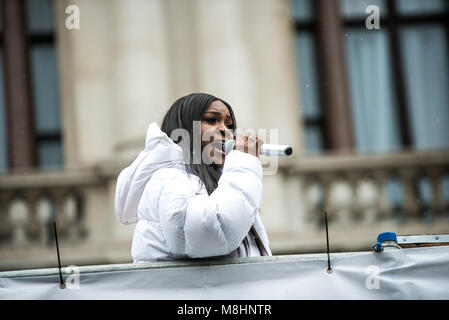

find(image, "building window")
[0,10,6,173]
[291,0,449,154]
[27,0,63,169]
[0,47,8,174]
[292,0,325,154]
[0,0,62,173]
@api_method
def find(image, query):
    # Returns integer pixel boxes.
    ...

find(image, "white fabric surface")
[1,246,448,299]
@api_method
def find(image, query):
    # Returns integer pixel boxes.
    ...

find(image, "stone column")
[241,0,303,155]
[193,0,305,237]
[53,0,115,167]
[315,0,354,151]
[2,0,37,171]
[56,0,173,164]
[193,0,256,128]
[112,0,173,160]
[165,0,198,98]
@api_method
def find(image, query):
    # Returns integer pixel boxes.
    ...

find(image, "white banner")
[1,246,448,299]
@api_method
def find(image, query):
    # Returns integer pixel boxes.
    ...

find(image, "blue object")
[377,232,397,243]
[375,241,383,252]
[374,232,398,252]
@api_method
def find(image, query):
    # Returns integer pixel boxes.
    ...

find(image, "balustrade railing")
[1,150,448,264]
[279,149,449,229]
[0,170,101,249]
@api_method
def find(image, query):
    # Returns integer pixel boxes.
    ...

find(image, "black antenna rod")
[325,211,333,274]
[53,221,65,289]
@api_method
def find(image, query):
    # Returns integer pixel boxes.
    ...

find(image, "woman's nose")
[217,123,227,134]
[219,126,233,140]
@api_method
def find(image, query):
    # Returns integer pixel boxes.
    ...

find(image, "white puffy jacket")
[115,122,271,261]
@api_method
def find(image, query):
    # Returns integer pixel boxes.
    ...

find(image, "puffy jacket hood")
[115,122,185,224]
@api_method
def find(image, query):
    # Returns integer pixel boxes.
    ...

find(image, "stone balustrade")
[279,149,449,229]
[0,169,101,249]
[1,150,449,268]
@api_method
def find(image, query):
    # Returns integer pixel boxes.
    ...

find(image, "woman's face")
[200,100,234,167]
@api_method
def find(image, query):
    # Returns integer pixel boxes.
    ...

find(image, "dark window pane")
[0,49,7,174]
[295,32,322,119]
[344,28,401,153]
[0,3,3,33]
[30,43,63,169]
[340,0,388,19]
[30,44,61,134]
[294,31,324,154]
[399,25,449,150]
[25,0,54,33]
[290,0,314,21]
[396,0,447,16]
[38,140,63,169]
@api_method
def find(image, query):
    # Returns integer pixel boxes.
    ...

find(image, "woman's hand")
[235,132,263,157]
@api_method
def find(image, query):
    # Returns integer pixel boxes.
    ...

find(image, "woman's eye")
[226,124,234,129]
[205,118,217,124]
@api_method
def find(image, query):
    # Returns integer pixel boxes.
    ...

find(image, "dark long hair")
[161,93,236,195]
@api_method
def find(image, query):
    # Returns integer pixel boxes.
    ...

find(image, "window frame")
[0,0,62,171]
[292,0,449,152]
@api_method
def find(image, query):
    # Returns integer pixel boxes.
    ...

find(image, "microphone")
[223,140,293,156]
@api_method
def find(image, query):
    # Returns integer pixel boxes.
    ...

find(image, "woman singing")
[115,93,271,261]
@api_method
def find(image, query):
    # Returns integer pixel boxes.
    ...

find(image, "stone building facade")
[1,0,448,271]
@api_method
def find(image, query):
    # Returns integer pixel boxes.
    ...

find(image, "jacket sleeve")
[157,150,263,258]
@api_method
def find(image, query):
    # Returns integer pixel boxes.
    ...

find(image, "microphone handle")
[260,144,292,156]
[223,140,292,156]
